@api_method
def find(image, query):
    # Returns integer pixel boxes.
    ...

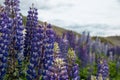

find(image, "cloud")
[0,0,120,36]
[64,24,120,36]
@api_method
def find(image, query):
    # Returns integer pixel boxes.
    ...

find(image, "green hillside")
[105,36,120,46]
[23,16,80,36]
[24,16,120,46]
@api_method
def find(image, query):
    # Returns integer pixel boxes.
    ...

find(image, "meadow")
[0,0,120,80]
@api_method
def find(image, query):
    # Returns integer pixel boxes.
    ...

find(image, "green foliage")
[39,76,42,80]
[75,56,81,65]
[108,61,120,79]
[3,60,28,80]
[96,52,107,59]
[80,67,89,79]
[91,63,97,76]
[80,65,95,79]
[108,61,117,78]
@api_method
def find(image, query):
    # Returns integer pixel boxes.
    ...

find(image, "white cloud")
[0,0,120,36]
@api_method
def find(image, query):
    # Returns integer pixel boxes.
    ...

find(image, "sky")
[0,0,120,36]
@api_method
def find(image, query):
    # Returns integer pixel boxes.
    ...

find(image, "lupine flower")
[4,0,11,15]
[24,7,33,57]
[79,31,87,45]
[76,32,91,66]
[67,48,80,80]
[65,31,76,49]
[4,0,20,17]
[59,35,69,58]
[3,0,25,77]
[42,23,55,79]
[24,5,39,57]
[102,60,109,80]
[0,12,11,80]
[48,42,69,80]
[96,59,109,80]
[26,6,39,80]
[15,13,25,75]
[53,57,69,80]
[26,26,41,79]
[72,64,80,80]
[15,13,24,60]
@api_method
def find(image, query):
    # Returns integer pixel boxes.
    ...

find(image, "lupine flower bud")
[67,48,80,80]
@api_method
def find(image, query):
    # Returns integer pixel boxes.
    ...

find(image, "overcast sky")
[0,0,120,36]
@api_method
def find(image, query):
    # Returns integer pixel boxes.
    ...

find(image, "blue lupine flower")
[54,42,69,80]
[72,64,80,80]
[0,12,11,80]
[96,59,109,80]
[26,25,44,80]
[59,35,69,58]
[67,48,80,80]
[24,7,35,57]
[42,23,55,79]
[16,13,24,54]
[4,0,24,77]
[25,6,46,80]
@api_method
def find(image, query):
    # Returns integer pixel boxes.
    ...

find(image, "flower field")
[0,0,120,80]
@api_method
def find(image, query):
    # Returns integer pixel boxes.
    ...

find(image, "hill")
[23,16,120,46]
[23,16,80,36]
[105,36,120,46]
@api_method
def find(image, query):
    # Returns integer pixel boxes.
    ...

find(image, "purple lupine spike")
[96,59,109,80]
[26,6,40,80]
[15,13,25,75]
[16,14,24,50]
[46,42,69,80]
[59,35,69,58]
[76,32,91,67]
[24,8,33,57]
[4,0,25,77]
[24,6,38,57]
[0,12,11,80]
[36,25,45,79]
[72,64,80,80]
[65,31,76,49]
[42,23,55,79]
[4,0,20,16]
[67,48,80,80]
[102,59,109,80]
[80,31,87,45]
[4,0,11,16]
[26,29,40,79]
